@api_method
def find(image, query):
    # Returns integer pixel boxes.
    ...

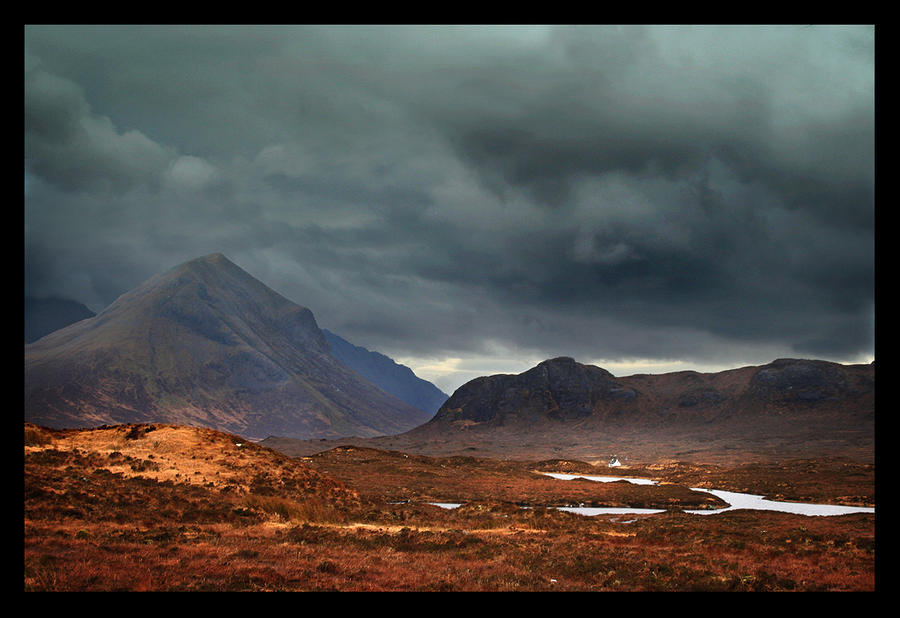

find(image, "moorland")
[24,422,875,591]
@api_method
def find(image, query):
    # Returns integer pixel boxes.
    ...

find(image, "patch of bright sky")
[394,353,545,395]
[395,354,728,394]
[397,352,875,396]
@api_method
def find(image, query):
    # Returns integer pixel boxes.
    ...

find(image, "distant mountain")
[424,356,874,431]
[24,253,432,440]
[322,329,448,416]
[25,296,95,343]
[428,357,634,427]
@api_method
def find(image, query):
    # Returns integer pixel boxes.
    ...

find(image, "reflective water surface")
[425,473,875,517]
[543,472,875,517]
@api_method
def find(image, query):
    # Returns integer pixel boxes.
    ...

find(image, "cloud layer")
[24,25,875,392]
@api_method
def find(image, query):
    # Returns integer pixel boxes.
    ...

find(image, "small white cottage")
[608,457,622,468]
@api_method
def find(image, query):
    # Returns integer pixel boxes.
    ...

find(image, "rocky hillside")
[24,253,432,440]
[323,329,448,415]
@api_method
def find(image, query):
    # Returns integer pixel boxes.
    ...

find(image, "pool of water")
[541,472,658,485]
[682,488,875,516]
[541,472,875,517]
[421,472,874,518]
[428,502,464,509]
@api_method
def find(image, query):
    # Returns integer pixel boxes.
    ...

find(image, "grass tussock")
[24,425,54,447]
[240,494,347,524]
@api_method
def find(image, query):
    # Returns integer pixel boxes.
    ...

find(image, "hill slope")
[25,421,359,508]
[322,329,448,415]
[24,253,432,440]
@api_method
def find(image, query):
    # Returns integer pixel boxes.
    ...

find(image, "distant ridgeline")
[416,356,874,438]
[25,297,95,343]
[322,329,448,416]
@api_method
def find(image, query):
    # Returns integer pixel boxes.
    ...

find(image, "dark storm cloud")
[24,25,875,388]
[24,68,173,192]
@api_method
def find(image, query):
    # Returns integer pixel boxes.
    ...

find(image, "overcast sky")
[24,25,875,393]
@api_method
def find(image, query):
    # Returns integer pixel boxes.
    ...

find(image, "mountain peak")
[200,252,228,262]
[528,356,615,381]
[429,356,627,427]
[166,252,251,284]
[540,356,577,365]
[182,252,236,272]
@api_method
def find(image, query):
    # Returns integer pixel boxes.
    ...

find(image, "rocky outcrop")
[677,387,725,408]
[748,358,851,402]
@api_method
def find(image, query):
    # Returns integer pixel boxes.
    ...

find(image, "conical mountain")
[24,253,432,439]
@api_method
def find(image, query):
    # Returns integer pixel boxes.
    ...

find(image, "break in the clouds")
[24,25,875,393]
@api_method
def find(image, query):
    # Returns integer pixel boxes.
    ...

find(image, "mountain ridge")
[322,329,448,416]
[422,355,874,431]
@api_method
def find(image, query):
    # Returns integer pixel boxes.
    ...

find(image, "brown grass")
[239,494,347,524]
